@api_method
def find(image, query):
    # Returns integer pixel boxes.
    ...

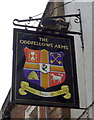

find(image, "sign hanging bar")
[13,14,81,35]
[13,14,79,22]
[13,9,84,51]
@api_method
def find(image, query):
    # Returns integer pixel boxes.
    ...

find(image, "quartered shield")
[23,47,66,89]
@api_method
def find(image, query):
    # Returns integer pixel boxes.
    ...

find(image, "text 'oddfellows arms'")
[12,28,79,108]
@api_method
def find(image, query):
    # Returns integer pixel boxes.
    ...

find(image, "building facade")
[64,1,93,118]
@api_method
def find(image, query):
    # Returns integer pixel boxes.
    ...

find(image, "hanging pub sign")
[12,28,79,108]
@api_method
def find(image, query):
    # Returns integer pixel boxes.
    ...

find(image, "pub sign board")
[12,28,79,108]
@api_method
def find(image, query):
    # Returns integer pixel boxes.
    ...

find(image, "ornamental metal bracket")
[13,9,84,51]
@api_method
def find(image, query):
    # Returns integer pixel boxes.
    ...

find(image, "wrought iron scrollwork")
[74,16,80,23]
[13,9,84,51]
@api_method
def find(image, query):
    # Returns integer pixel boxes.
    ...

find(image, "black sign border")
[11,28,79,108]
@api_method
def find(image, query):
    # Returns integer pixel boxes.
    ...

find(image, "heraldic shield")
[23,47,66,89]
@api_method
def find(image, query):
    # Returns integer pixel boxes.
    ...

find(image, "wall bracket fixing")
[13,9,84,51]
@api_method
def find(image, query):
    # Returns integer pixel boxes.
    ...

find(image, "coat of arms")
[23,47,66,89]
[13,29,79,107]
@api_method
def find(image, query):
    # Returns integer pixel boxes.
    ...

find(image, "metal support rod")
[78,9,84,51]
[13,11,84,51]
[13,21,81,35]
[13,14,80,23]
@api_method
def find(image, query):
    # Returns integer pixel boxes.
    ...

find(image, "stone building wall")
[10,105,28,119]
